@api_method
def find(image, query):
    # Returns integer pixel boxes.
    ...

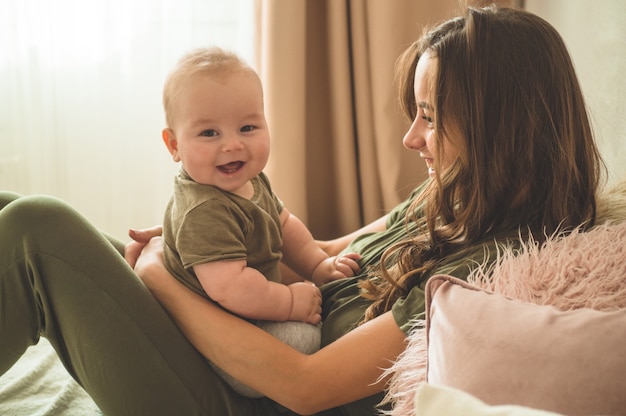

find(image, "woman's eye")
[200,129,218,137]
[417,105,434,128]
[240,125,255,132]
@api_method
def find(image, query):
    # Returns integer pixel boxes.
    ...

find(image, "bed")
[0,338,102,415]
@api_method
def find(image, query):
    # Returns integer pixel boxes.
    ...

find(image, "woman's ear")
[162,128,181,162]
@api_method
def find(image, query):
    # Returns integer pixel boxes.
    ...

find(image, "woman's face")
[402,50,457,178]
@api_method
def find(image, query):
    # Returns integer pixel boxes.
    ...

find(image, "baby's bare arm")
[194,260,321,324]
[279,208,331,279]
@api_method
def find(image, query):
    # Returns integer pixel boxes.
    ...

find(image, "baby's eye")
[200,129,218,137]
[240,125,256,132]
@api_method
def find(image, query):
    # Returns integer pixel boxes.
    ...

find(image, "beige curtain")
[255,0,517,239]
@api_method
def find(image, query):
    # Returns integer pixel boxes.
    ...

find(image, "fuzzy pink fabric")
[469,222,626,311]
[384,217,626,416]
[425,274,626,415]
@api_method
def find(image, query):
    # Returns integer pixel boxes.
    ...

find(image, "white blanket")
[0,339,102,415]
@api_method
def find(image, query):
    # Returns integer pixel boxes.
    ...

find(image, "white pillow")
[414,382,564,416]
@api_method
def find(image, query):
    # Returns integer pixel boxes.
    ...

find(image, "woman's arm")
[318,214,389,256]
[136,238,407,415]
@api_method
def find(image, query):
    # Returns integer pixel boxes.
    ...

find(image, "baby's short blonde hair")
[163,47,255,128]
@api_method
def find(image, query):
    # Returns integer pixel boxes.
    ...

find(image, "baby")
[160,47,360,397]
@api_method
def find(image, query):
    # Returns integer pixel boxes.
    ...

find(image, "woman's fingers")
[128,225,163,243]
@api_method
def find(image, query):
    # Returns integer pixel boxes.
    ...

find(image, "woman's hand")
[132,235,166,289]
[124,225,163,269]
[125,225,171,296]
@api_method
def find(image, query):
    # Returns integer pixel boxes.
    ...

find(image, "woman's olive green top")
[319,181,505,415]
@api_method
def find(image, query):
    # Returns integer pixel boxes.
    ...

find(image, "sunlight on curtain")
[0,0,255,240]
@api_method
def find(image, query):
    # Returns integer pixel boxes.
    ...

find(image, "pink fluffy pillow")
[384,220,626,416]
[426,274,626,416]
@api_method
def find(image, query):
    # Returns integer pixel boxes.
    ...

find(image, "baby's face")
[166,70,270,197]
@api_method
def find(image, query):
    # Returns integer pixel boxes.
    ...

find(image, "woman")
[0,6,603,415]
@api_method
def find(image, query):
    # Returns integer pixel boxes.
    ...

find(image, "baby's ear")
[162,128,180,161]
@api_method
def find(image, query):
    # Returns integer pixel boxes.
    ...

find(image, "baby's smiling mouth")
[218,161,244,174]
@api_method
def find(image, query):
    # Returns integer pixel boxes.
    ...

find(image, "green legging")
[0,192,302,415]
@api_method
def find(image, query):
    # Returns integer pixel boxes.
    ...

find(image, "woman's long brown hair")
[360,6,605,321]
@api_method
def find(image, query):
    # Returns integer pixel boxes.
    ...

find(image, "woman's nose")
[402,118,425,151]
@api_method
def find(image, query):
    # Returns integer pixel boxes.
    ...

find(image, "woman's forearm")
[318,215,389,256]
[141,263,406,414]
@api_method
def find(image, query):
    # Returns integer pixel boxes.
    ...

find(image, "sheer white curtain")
[0,0,255,240]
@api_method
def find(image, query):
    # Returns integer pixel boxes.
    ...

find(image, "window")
[0,0,255,239]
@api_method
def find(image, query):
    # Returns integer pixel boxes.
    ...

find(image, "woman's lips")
[424,157,435,176]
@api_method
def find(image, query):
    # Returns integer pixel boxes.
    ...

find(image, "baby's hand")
[287,282,322,325]
[311,253,361,287]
